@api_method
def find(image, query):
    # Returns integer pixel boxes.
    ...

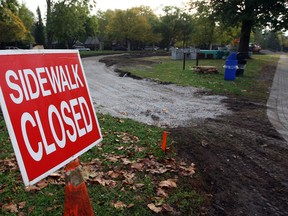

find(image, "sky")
[23,0,188,17]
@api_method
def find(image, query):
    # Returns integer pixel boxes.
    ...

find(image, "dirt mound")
[83,55,230,128]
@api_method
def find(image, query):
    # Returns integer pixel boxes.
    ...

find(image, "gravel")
[82,56,231,128]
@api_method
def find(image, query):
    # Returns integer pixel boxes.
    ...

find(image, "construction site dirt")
[83,53,288,216]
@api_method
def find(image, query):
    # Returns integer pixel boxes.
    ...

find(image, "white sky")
[23,0,188,17]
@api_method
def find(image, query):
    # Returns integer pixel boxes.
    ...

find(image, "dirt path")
[82,55,230,128]
[83,54,288,215]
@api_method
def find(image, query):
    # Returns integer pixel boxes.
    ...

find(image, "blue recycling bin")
[224,52,238,81]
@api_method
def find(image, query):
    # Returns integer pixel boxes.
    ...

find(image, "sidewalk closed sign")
[0,50,102,186]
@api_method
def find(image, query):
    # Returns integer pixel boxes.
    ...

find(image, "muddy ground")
[99,53,288,216]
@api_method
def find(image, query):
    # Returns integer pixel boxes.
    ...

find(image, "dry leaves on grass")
[2,202,18,213]
[0,158,18,172]
[147,202,177,214]
[113,201,127,209]
[147,203,162,213]
[159,179,177,189]
[112,201,134,210]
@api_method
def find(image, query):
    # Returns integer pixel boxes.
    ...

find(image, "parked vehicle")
[144,46,159,51]
[5,46,20,50]
[112,45,127,51]
[249,43,261,53]
[73,46,90,51]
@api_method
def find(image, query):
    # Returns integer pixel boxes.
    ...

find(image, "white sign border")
[0,49,103,186]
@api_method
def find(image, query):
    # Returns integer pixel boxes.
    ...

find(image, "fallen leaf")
[134,146,146,152]
[122,178,134,185]
[24,185,40,192]
[150,167,169,174]
[88,171,98,179]
[131,162,144,171]
[106,179,117,188]
[162,203,174,212]
[37,181,48,189]
[159,179,177,188]
[179,163,196,176]
[2,202,18,213]
[122,171,135,180]
[147,203,162,213]
[135,183,145,188]
[121,158,132,165]
[127,203,134,208]
[115,146,124,150]
[113,201,127,209]
[94,177,106,186]
[157,188,168,197]
[107,171,121,179]
[48,172,62,178]
[154,197,165,206]
[107,156,118,163]
[122,135,131,143]
[28,206,35,214]
[18,201,26,209]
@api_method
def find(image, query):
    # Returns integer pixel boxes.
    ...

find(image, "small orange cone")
[64,158,94,216]
[161,131,168,151]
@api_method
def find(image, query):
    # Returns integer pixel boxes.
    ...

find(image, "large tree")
[159,6,193,49]
[190,0,288,55]
[45,0,97,48]
[106,7,152,50]
[0,0,33,44]
[49,0,97,48]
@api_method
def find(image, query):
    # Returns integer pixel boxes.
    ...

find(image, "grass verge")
[126,54,280,101]
[0,113,204,215]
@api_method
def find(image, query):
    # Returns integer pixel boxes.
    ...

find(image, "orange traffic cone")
[64,158,94,216]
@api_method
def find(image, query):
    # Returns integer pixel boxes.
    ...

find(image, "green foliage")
[106,7,154,50]
[265,32,282,51]
[48,0,98,48]
[51,2,86,47]
[158,6,195,49]
[159,6,188,48]
[190,0,288,53]
[190,14,215,48]
[97,7,162,50]
[0,8,28,43]
[18,3,34,31]
[206,0,288,31]
[0,0,19,14]
[0,1,34,44]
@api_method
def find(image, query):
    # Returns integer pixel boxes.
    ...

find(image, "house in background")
[84,36,103,50]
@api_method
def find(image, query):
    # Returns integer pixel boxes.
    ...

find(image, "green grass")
[126,54,279,101]
[0,113,203,215]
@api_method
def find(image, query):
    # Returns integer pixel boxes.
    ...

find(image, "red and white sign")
[0,50,102,186]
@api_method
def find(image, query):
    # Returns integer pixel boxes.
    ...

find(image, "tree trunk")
[238,20,253,57]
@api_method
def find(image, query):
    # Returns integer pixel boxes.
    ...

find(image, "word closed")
[0,50,102,186]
